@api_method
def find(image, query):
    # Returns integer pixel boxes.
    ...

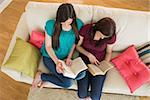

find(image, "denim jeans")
[77,53,106,100]
[77,71,106,100]
[41,57,86,88]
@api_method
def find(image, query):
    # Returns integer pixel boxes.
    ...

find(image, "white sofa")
[1,1,150,96]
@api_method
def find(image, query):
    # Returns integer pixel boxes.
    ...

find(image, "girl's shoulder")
[83,23,93,29]
[45,19,55,36]
[76,18,82,24]
[107,34,116,44]
[45,19,55,28]
[79,23,93,37]
[80,23,93,32]
[76,18,84,30]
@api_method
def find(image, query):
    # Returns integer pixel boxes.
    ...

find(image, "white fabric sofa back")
[25,2,149,51]
[25,2,93,33]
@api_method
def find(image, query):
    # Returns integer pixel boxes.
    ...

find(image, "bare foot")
[39,81,48,89]
[85,97,92,100]
[31,71,42,89]
[79,97,87,100]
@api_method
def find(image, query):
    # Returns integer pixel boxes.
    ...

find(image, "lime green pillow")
[3,38,41,78]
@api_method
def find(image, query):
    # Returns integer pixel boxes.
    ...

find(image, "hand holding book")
[65,58,72,67]
[88,53,100,66]
[58,57,88,79]
[56,61,64,74]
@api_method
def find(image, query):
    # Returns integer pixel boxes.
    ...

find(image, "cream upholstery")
[1,1,150,96]
[25,2,93,33]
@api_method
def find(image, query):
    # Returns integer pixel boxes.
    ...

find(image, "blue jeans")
[41,57,86,88]
[77,71,106,100]
[77,53,106,100]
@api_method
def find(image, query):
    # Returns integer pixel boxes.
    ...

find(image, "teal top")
[40,19,84,60]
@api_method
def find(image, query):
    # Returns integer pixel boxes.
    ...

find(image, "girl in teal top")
[40,18,83,59]
[32,3,86,89]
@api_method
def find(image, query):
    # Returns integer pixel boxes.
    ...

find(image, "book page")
[70,57,88,76]
[88,61,114,76]
[88,64,105,76]
[97,61,114,74]
[59,60,76,78]
[59,57,87,78]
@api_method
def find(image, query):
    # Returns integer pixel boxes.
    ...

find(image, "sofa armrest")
[1,12,29,65]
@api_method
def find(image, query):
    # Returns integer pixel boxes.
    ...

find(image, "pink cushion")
[111,45,150,93]
[29,30,45,49]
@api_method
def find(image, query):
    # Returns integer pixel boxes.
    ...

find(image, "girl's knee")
[76,71,86,80]
[77,92,88,99]
[62,78,73,88]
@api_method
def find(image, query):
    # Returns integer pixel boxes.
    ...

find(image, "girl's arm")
[45,32,64,73]
[104,44,114,62]
[67,44,76,59]
[45,32,59,64]
[65,44,76,66]
[76,35,90,57]
[76,35,100,65]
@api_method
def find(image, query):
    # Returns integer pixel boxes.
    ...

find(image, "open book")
[88,60,114,76]
[59,57,87,79]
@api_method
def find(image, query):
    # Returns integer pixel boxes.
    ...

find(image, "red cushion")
[111,45,150,93]
[29,30,45,49]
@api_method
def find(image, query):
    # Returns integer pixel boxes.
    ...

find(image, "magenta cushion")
[29,30,45,49]
[111,45,150,93]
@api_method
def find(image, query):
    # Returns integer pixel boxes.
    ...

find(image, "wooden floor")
[0,0,149,100]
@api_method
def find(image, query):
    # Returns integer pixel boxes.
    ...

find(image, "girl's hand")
[66,58,72,67]
[56,61,64,73]
[88,53,100,66]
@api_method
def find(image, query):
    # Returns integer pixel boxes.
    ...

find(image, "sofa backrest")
[25,2,93,33]
[2,13,29,65]
[25,1,149,51]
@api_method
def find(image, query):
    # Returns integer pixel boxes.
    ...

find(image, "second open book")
[88,60,114,76]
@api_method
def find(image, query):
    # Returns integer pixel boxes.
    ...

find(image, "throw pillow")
[111,45,150,93]
[136,42,150,68]
[3,38,41,78]
[29,30,45,49]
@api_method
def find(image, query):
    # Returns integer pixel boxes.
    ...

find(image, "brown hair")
[90,17,116,46]
[52,3,79,49]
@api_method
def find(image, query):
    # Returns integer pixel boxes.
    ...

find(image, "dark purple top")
[79,24,116,62]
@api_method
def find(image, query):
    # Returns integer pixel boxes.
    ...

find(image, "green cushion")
[3,38,41,78]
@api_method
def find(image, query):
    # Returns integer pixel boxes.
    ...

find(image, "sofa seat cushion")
[103,67,150,96]
[36,51,150,96]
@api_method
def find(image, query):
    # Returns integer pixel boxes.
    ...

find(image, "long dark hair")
[52,3,79,49]
[90,17,116,46]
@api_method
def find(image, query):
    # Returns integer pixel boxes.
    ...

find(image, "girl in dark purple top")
[76,17,116,100]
